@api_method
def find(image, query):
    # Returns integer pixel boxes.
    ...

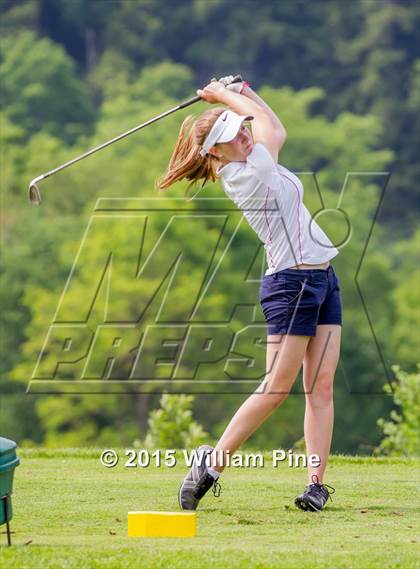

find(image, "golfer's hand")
[218,75,245,93]
[197,81,227,103]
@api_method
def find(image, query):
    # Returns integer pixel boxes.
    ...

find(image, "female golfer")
[158,76,341,512]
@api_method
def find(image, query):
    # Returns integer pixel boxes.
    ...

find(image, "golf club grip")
[179,75,243,109]
[178,95,202,109]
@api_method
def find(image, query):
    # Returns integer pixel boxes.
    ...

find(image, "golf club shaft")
[28,75,242,204]
[35,97,201,185]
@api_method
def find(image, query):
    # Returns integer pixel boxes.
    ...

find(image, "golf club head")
[29,180,42,206]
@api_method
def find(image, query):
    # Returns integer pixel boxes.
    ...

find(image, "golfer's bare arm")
[197,82,286,161]
[240,85,287,143]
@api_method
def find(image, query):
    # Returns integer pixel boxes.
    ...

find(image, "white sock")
[206,466,221,480]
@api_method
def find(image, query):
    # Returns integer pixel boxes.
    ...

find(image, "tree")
[376,364,420,457]
[0,31,96,143]
[389,229,420,370]
[325,1,420,235]
[145,394,208,449]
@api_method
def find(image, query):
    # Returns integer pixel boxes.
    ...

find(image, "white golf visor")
[199,110,253,157]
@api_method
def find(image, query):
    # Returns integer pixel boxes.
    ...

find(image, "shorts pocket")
[284,278,320,317]
[282,278,307,306]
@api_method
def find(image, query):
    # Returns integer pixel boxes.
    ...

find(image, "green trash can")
[0,437,20,545]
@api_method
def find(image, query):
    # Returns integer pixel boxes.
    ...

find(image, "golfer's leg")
[210,334,311,472]
[302,324,341,483]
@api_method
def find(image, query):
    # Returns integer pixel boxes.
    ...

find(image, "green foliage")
[0,211,78,382]
[0,0,39,37]
[376,365,420,457]
[0,31,95,142]
[145,394,208,449]
[388,229,420,369]
[32,394,140,448]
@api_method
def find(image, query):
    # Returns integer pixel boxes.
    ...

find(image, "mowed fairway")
[0,449,418,569]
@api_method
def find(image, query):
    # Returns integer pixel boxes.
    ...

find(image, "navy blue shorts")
[259,264,342,336]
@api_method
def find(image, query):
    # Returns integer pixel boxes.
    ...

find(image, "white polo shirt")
[218,143,339,275]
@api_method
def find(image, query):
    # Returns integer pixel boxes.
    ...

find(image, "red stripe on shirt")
[279,172,303,265]
[264,186,276,270]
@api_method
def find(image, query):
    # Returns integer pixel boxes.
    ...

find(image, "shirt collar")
[217,160,244,178]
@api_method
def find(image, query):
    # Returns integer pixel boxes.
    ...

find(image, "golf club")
[28,75,243,205]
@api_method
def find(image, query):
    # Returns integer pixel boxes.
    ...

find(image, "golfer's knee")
[305,372,334,406]
[263,389,290,410]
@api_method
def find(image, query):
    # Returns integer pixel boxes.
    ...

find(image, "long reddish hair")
[156,107,226,194]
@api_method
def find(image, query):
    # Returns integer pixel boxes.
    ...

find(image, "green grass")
[0,449,419,568]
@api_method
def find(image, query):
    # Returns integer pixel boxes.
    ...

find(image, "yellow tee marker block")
[127,511,197,538]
